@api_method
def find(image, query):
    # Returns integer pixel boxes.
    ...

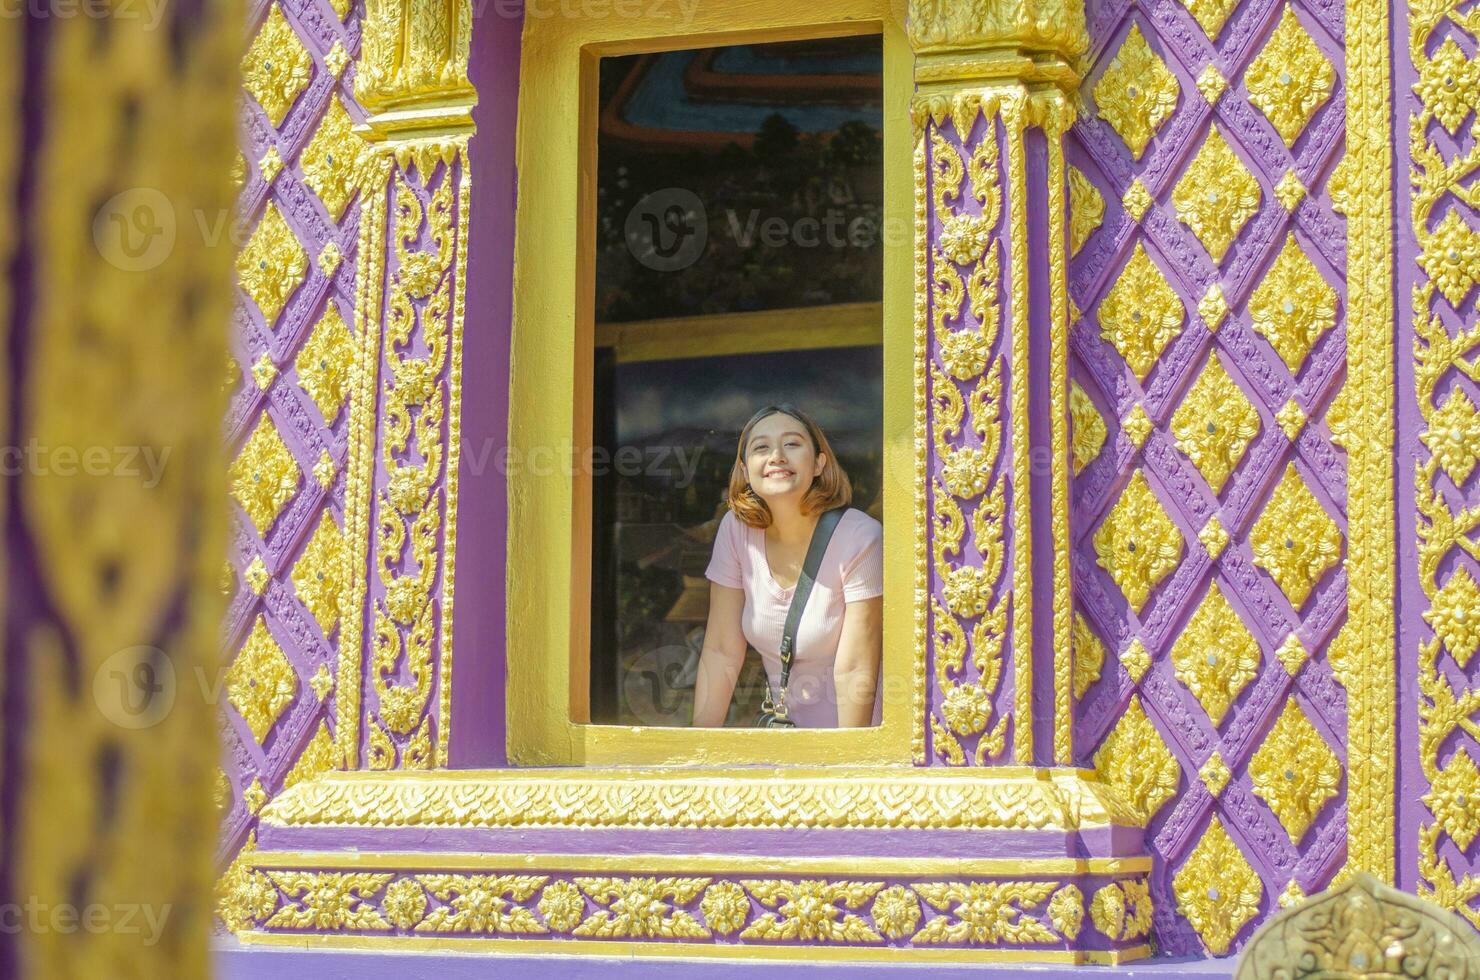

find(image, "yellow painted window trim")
[507,0,915,765]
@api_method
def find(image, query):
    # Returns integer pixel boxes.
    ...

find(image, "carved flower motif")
[538,880,586,933]
[940,329,990,380]
[385,577,423,625]
[1248,698,1342,844]
[941,565,994,618]
[1416,38,1480,135]
[1173,126,1262,264]
[939,214,993,266]
[218,865,279,932]
[1172,816,1263,955]
[1425,563,1480,667]
[387,462,434,515]
[699,881,749,936]
[399,250,443,298]
[1249,463,1342,610]
[1422,387,1480,487]
[1244,7,1334,147]
[942,683,991,735]
[1070,381,1107,476]
[871,885,922,939]
[943,446,993,499]
[383,878,427,930]
[1419,208,1480,309]
[1094,24,1180,159]
[1097,243,1185,381]
[777,880,845,940]
[1093,470,1183,614]
[1424,749,1480,850]
[1046,885,1084,940]
[1090,883,1127,939]
[1248,233,1337,375]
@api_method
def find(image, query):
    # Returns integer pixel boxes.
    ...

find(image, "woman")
[692,405,883,728]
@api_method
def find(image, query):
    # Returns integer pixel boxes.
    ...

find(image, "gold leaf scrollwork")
[739,880,883,942]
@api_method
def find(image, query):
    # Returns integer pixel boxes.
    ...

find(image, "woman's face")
[744,413,825,504]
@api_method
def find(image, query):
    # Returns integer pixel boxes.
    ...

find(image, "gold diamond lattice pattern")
[230,411,302,536]
[237,202,308,328]
[1094,24,1181,160]
[1173,816,1263,954]
[1244,5,1335,147]
[1071,380,1108,475]
[1423,386,1480,487]
[1095,470,1184,613]
[1249,463,1342,609]
[1248,233,1337,375]
[1094,695,1180,823]
[1183,0,1239,41]
[1171,353,1261,495]
[227,615,299,744]
[241,3,314,129]
[300,96,365,223]
[1170,582,1261,727]
[1098,243,1185,382]
[1248,696,1342,843]
[1173,126,1262,264]
[1424,749,1480,851]
[292,510,348,636]
[296,301,356,423]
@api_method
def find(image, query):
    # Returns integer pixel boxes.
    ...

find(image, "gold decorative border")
[914,128,930,764]
[1005,90,1034,765]
[1344,0,1394,879]
[438,146,470,766]
[259,767,1142,831]
[338,153,392,767]
[1045,97,1073,766]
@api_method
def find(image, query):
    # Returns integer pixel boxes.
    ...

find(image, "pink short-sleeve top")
[704,507,884,727]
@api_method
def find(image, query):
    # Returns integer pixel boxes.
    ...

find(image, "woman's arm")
[691,583,748,727]
[833,595,882,727]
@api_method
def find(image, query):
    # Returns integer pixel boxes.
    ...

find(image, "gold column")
[909,0,1086,765]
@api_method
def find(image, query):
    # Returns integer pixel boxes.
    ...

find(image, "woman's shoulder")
[838,507,883,547]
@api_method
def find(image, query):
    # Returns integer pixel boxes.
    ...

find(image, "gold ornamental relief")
[908,0,1088,62]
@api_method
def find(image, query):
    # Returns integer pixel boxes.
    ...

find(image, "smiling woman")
[694,405,885,728]
[585,35,889,729]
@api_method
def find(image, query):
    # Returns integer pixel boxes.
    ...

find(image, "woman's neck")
[766,499,818,545]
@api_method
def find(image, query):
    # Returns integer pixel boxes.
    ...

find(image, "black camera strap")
[772,506,848,714]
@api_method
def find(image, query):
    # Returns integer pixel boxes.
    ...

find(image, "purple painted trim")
[449,3,524,766]
[214,943,1238,979]
[255,823,1147,859]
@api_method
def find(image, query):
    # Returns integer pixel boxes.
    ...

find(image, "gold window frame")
[506,0,915,765]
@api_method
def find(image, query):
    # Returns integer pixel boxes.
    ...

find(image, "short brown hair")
[725,404,852,528]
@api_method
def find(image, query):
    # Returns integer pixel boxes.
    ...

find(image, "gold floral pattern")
[237,202,308,327]
[1123,404,1153,449]
[1425,563,1480,666]
[1249,463,1343,609]
[1197,64,1229,104]
[241,3,313,128]
[1170,582,1261,727]
[1415,37,1480,135]
[1423,750,1480,850]
[741,879,882,942]
[292,510,348,636]
[1173,126,1262,263]
[1120,638,1152,683]
[1199,751,1232,796]
[296,301,356,423]
[283,721,338,788]
[1248,233,1337,374]
[699,881,749,936]
[1420,386,1480,485]
[1199,283,1229,331]
[1171,353,1260,494]
[382,878,427,930]
[1068,167,1104,256]
[1095,24,1180,159]
[1073,613,1105,700]
[1094,695,1180,823]
[1094,470,1184,613]
[417,875,549,934]
[227,616,299,743]
[1248,697,1342,843]
[870,885,922,939]
[1172,817,1263,954]
[1244,6,1335,146]
[1122,179,1154,222]
[1098,243,1185,381]
[1046,885,1084,941]
[1275,398,1307,440]
[1418,208,1480,308]
[537,880,586,932]
[1183,0,1238,40]
[265,872,393,930]
[230,411,301,535]
[1070,380,1107,474]
[1200,514,1230,559]
[1274,170,1307,211]
[300,96,365,223]
[912,881,1059,944]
